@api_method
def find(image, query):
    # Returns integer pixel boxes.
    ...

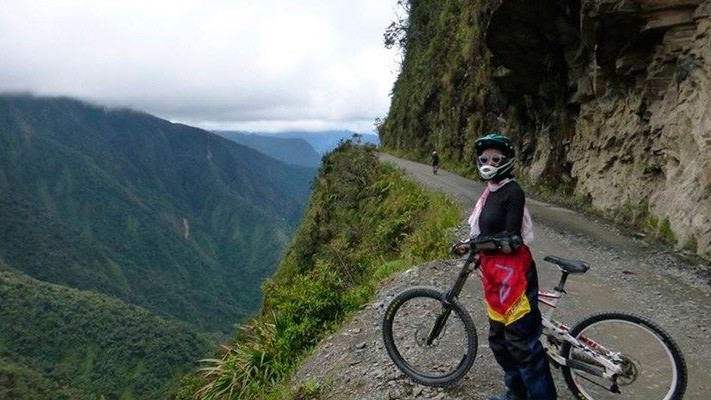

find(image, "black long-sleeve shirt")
[478,181,525,237]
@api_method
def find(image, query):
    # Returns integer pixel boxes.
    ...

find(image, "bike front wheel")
[561,312,687,400]
[381,286,477,387]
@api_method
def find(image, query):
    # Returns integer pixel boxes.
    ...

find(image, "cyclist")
[457,132,557,400]
[431,150,440,174]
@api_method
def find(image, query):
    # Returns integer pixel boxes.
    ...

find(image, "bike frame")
[539,271,627,389]
[384,239,684,398]
[440,252,627,390]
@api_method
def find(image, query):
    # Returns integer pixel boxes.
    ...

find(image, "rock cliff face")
[485,0,711,256]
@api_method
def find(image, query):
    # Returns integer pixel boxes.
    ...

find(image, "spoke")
[390,296,469,378]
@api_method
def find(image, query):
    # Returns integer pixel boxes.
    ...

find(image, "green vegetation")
[514,174,589,213]
[0,268,211,399]
[380,0,581,191]
[0,94,315,333]
[183,141,460,399]
[0,358,67,400]
[683,235,698,253]
[645,216,678,246]
[379,0,491,174]
[0,94,319,398]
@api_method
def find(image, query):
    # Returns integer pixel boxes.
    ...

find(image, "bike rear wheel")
[561,312,687,400]
[382,287,477,386]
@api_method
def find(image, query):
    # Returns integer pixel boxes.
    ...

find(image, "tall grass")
[196,313,287,399]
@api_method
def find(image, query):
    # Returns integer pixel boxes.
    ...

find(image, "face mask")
[477,159,513,180]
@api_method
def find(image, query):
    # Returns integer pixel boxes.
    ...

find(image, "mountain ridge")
[214,130,322,167]
[0,94,316,333]
[222,129,380,154]
[0,93,320,397]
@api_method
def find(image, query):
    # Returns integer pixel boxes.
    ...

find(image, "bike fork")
[425,298,454,345]
[425,258,475,345]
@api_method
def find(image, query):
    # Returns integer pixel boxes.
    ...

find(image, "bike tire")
[560,312,687,400]
[381,286,477,387]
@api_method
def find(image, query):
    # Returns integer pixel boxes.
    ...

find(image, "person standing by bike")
[431,150,440,174]
[458,132,557,400]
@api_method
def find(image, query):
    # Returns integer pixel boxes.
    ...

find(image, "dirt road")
[292,154,711,399]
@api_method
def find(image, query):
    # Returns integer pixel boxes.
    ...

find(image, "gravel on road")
[290,155,711,400]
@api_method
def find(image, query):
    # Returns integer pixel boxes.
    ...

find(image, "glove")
[451,241,471,256]
[499,234,522,253]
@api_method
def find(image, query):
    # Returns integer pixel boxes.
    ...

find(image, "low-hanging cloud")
[0,0,400,133]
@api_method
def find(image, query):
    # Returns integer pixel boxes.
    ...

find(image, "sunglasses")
[478,155,506,164]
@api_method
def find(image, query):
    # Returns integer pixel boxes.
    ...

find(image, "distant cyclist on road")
[431,150,440,174]
[455,132,557,400]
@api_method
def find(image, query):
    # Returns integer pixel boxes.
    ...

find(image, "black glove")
[451,241,471,256]
[498,234,522,253]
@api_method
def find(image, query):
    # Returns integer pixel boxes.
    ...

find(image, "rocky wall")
[570,0,711,254]
[486,0,711,256]
[646,1,711,253]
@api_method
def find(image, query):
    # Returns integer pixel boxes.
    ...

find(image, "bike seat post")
[554,270,569,293]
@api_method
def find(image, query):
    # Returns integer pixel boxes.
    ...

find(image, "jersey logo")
[494,263,514,303]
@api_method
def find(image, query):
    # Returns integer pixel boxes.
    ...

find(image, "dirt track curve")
[291,154,711,400]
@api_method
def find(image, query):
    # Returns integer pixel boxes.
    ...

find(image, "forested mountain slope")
[0,94,315,333]
[0,262,210,399]
[0,94,319,398]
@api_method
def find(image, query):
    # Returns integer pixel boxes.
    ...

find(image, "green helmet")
[474,132,515,181]
[474,132,515,158]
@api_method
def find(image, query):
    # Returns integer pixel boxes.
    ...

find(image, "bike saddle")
[543,256,589,274]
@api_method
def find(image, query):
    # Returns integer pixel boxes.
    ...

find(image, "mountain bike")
[381,235,687,399]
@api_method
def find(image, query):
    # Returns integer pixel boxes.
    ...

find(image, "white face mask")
[477,159,513,180]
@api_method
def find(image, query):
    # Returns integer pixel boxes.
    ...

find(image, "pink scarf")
[467,179,534,244]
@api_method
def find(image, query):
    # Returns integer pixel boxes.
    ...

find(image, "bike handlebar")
[451,233,523,256]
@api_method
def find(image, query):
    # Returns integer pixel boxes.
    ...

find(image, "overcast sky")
[0,0,402,133]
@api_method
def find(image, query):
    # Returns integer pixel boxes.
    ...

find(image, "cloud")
[0,0,400,132]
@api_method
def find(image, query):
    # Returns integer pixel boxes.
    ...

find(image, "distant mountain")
[0,264,210,399]
[267,130,380,154]
[214,131,322,168]
[0,94,318,397]
[0,94,316,334]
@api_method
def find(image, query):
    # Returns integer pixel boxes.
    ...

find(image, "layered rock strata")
[486,0,711,255]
